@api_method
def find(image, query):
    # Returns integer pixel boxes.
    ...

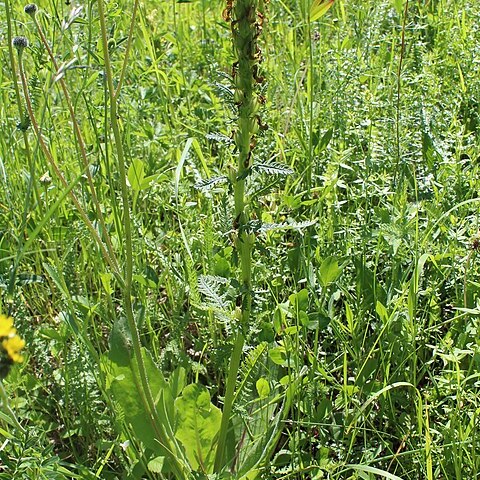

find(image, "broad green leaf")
[310,0,335,22]
[319,256,342,287]
[147,456,165,473]
[102,325,172,456]
[127,159,145,191]
[269,346,287,366]
[256,378,271,398]
[174,384,221,473]
[289,289,309,312]
[390,0,404,15]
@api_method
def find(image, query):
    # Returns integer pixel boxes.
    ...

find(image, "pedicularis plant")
[6,0,333,479]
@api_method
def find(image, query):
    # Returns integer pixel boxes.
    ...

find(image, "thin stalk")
[393,0,409,189]
[214,331,245,471]
[0,380,25,434]
[114,0,139,99]
[31,10,119,277]
[95,2,188,477]
[14,42,123,285]
[5,2,41,209]
[306,0,314,191]
[214,0,262,472]
[5,1,43,302]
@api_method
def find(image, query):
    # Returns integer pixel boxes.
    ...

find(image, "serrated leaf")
[254,162,294,176]
[198,275,229,309]
[310,0,335,22]
[252,219,317,234]
[206,132,233,145]
[287,219,317,230]
[194,176,228,191]
[174,384,221,473]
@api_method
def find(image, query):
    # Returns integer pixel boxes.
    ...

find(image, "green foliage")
[2,0,480,478]
[174,384,221,473]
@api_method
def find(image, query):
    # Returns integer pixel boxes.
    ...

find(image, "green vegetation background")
[1,0,480,478]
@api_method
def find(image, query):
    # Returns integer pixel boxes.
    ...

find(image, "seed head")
[24,3,38,17]
[12,36,29,53]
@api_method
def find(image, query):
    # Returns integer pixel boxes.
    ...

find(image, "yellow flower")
[0,314,25,365]
[2,336,25,363]
[0,314,15,337]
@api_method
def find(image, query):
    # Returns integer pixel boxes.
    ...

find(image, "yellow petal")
[0,315,15,337]
[2,336,25,363]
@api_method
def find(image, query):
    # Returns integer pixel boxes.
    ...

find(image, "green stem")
[96,2,188,477]
[15,49,122,284]
[32,15,120,277]
[0,380,25,434]
[214,0,261,472]
[214,331,245,471]
[5,0,42,303]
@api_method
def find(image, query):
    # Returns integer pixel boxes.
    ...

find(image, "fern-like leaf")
[206,132,233,145]
[198,275,229,310]
[246,219,317,234]
[194,175,228,191]
[253,162,294,176]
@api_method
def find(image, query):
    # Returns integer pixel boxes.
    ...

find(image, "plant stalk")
[96,1,188,477]
[214,0,263,472]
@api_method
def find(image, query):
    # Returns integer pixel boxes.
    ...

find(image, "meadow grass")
[1,0,480,478]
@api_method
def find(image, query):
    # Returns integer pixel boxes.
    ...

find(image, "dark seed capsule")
[12,36,29,51]
[24,3,38,16]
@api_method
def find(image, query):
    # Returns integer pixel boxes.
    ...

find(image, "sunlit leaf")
[310,0,335,22]
[174,384,221,473]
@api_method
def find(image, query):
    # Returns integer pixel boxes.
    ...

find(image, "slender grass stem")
[32,12,119,277]
[15,43,122,284]
[393,0,409,189]
[5,1,42,303]
[95,1,188,476]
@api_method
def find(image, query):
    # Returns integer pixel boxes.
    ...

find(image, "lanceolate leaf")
[310,0,335,22]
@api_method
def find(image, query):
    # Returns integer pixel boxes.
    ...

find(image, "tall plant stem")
[5,2,40,209]
[5,0,43,304]
[214,0,262,472]
[31,13,119,277]
[15,48,122,284]
[95,1,187,477]
[393,0,409,189]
